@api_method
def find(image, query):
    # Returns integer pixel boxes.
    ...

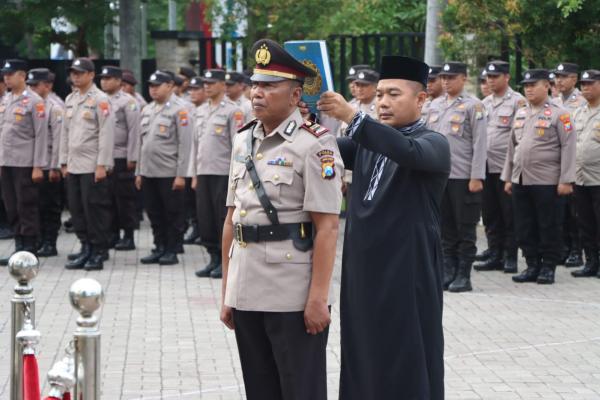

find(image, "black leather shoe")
[115,237,135,251]
[448,263,473,293]
[65,253,90,270]
[512,267,539,283]
[474,250,503,271]
[68,242,90,261]
[442,258,457,290]
[564,252,583,267]
[37,242,58,257]
[537,265,556,284]
[210,264,223,278]
[196,253,220,277]
[141,247,165,264]
[0,226,14,240]
[184,226,200,244]
[571,265,598,277]
[158,252,179,265]
[503,258,518,274]
[475,248,492,262]
[84,253,104,270]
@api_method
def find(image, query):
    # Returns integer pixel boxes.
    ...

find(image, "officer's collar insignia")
[284,120,296,135]
[268,156,293,167]
[443,64,450,71]
[301,120,329,137]
[557,64,564,71]
[255,44,271,66]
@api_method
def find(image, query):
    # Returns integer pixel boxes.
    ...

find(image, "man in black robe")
[318,56,450,400]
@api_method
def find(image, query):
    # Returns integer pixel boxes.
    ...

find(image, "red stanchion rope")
[42,397,60,400]
[62,393,71,400]
[23,354,41,400]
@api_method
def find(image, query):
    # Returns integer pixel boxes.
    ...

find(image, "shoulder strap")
[244,127,279,225]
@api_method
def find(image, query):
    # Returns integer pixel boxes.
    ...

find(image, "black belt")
[234,222,312,247]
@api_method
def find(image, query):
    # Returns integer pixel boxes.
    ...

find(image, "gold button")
[256,153,263,160]
[248,182,254,190]
[285,253,292,260]
[273,174,280,181]
[240,210,247,217]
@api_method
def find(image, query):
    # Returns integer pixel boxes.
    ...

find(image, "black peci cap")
[379,56,429,87]
[485,60,510,75]
[99,65,123,79]
[520,69,550,84]
[26,68,52,85]
[250,39,316,83]
[439,62,468,76]
[69,58,95,73]
[2,59,28,73]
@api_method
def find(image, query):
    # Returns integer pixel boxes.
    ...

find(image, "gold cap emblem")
[255,44,271,67]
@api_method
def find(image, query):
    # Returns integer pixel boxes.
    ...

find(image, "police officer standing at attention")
[226,71,253,122]
[427,61,487,292]
[99,65,141,251]
[27,68,64,257]
[422,65,443,122]
[475,60,525,274]
[502,69,576,284]
[554,62,586,267]
[61,58,115,270]
[136,70,193,265]
[220,38,342,400]
[193,69,243,278]
[479,69,491,98]
[0,60,48,264]
[121,69,148,110]
[571,70,600,278]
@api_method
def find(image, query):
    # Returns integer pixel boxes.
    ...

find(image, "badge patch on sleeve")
[99,101,110,117]
[179,110,189,126]
[35,103,45,118]
[559,113,573,132]
[318,150,336,179]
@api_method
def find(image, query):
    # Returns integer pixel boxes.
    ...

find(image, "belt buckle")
[235,223,247,248]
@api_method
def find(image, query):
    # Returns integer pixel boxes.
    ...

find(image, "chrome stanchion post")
[69,278,104,400]
[8,251,39,400]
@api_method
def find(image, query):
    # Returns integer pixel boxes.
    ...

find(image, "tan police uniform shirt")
[60,85,115,174]
[224,109,343,312]
[45,96,64,170]
[482,88,526,173]
[194,97,243,176]
[555,88,586,112]
[108,90,141,162]
[427,91,487,180]
[231,95,253,123]
[137,94,193,178]
[49,92,65,108]
[574,103,600,186]
[501,99,576,185]
[0,89,49,168]
[134,92,147,110]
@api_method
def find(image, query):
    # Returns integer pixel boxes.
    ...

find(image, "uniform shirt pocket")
[533,120,551,140]
[211,116,228,136]
[262,168,294,203]
[156,116,172,138]
[265,241,312,264]
[13,107,27,123]
[448,112,466,136]
[497,107,514,127]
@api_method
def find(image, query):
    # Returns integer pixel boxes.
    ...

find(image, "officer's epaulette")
[301,120,329,137]
[237,119,258,133]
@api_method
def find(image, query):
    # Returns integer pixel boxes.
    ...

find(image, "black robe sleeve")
[336,137,358,171]
[352,115,450,173]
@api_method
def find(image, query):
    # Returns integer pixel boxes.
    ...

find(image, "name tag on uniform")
[83,110,93,120]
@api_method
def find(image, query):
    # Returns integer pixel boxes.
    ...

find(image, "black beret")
[580,69,600,83]
[250,39,316,83]
[203,69,226,83]
[554,62,579,76]
[122,70,138,85]
[440,62,468,76]
[225,71,245,84]
[189,76,204,88]
[98,65,122,79]
[69,58,95,73]
[354,69,379,84]
[520,69,550,84]
[379,56,429,87]
[485,60,510,75]
[148,70,173,85]
[26,68,51,85]
[346,64,372,81]
[2,59,28,73]
[179,66,196,79]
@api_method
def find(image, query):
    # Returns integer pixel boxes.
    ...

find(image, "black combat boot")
[68,242,90,261]
[537,263,556,284]
[474,249,504,271]
[503,248,518,274]
[196,252,220,278]
[571,248,599,278]
[115,230,135,251]
[65,242,92,270]
[183,223,200,244]
[0,236,24,266]
[158,251,179,265]
[141,245,165,264]
[512,258,539,283]
[475,248,492,262]
[210,263,223,279]
[448,262,473,293]
[37,238,58,257]
[564,250,583,267]
[84,248,105,271]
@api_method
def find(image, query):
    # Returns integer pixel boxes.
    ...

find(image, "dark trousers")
[0,182,9,225]
[575,185,600,254]
[110,158,138,233]
[233,310,328,400]
[39,171,63,242]
[441,179,481,265]
[195,175,228,254]
[67,173,112,250]
[142,177,185,253]
[563,195,581,255]
[512,183,564,265]
[482,172,516,256]
[184,177,197,225]
[1,166,39,237]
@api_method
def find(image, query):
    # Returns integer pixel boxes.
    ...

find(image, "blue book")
[284,40,334,114]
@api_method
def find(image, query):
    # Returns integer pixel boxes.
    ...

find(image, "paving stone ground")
[1,218,600,399]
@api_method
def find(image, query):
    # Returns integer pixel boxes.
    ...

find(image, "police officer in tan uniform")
[226,71,253,122]
[193,69,243,278]
[220,38,342,400]
[121,69,148,110]
[502,69,576,285]
[554,62,586,267]
[427,61,487,292]
[0,59,48,264]
[475,60,525,274]
[27,68,64,257]
[135,70,193,265]
[99,66,141,251]
[571,70,600,278]
[422,65,443,122]
[60,58,115,270]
